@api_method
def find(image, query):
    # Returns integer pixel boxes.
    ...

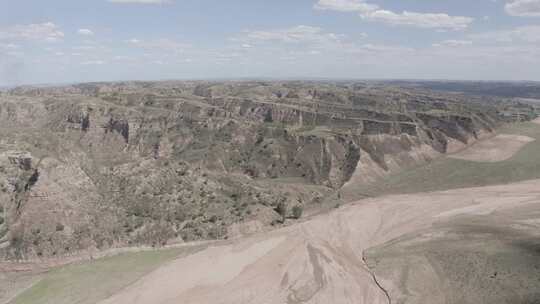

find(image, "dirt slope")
[449,134,535,162]
[97,179,540,304]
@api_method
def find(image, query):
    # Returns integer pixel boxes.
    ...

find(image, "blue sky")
[1,0,540,85]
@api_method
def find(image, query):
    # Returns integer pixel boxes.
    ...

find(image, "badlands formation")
[1,81,540,304]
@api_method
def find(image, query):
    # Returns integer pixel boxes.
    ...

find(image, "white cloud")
[363,10,473,30]
[505,0,540,17]
[421,44,540,66]
[0,22,64,42]
[77,29,94,36]
[108,0,171,4]
[241,25,345,46]
[81,60,105,65]
[432,40,473,47]
[125,38,140,44]
[5,51,24,58]
[229,25,409,67]
[73,45,97,50]
[129,38,190,53]
[314,0,473,30]
[0,43,19,50]
[350,43,414,54]
[315,0,378,13]
[470,25,540,43]
[113,55,131,61]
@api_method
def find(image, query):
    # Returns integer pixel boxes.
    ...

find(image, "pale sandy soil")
[449,134,535,162]
[97,179,540,304]
[0,273,41,304]
[533,117,540,125]
[0,242,214,304]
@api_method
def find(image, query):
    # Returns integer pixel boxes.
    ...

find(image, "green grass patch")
[289,125,337,138]
[10,246,204,304]
[351,121,540,197]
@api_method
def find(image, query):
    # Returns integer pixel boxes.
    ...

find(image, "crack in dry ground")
[362,251,392,304]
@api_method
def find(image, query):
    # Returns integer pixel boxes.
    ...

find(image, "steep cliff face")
[0,81,511,260]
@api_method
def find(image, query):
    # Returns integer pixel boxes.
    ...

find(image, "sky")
[0,0,540,86]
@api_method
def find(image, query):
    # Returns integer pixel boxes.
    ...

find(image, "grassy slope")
[9,246,204,304]
[350,121,540,197]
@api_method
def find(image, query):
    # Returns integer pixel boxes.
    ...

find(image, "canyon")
[0,81,534,260]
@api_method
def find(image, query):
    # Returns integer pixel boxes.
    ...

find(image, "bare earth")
[449,134,535,162]
[97,179,540,304]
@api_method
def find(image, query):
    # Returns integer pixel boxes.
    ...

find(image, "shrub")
[275,201,287,219]
[55,223,64,232]
[292,205,303,219]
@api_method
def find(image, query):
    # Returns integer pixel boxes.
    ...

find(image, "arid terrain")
[449,134,535,162]
[1,81,540,304]
[96,179,540,304]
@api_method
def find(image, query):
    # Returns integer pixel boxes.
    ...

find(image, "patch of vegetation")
[291,205,303,219]
[10,246,205,304]
[55,223,64,232]
[275,201,287,223]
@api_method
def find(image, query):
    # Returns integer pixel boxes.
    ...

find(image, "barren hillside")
[0,81,531,260]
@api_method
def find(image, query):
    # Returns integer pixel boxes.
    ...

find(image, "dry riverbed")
[95,179,540,304]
